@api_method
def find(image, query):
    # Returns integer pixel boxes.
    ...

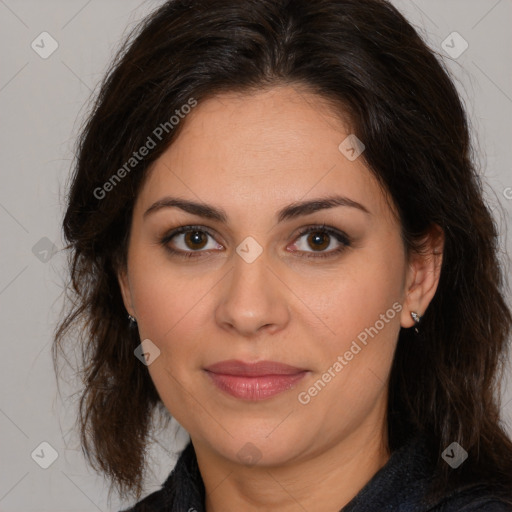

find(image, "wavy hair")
[54,0,512,502]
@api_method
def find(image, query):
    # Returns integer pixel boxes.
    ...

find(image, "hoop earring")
[410,311,421,334]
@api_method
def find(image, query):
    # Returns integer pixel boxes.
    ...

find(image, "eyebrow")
[143,195,370,223]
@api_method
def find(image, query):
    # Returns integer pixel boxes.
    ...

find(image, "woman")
[54,0,512,510]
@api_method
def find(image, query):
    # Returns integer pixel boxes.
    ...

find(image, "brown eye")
[184,230,208,250]
[290,225,351,259]
[160,225,223,258]
[307,232,330,251]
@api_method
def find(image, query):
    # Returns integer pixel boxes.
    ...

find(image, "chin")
[201,423,310,467]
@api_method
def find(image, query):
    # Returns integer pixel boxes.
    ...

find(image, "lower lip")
[205,371,308,400]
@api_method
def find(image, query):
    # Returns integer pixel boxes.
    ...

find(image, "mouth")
[203,359,309,401]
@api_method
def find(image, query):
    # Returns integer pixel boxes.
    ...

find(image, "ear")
[117,265,136,319]
[400,224,444,328]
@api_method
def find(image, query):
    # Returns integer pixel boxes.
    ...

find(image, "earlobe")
[400,224,444,329]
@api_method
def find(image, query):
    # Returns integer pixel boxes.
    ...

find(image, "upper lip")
[204,360,307,376]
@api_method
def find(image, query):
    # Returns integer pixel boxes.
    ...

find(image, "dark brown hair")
[54,0,512,503]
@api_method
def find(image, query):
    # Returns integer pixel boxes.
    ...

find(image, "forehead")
[134,85,393,224]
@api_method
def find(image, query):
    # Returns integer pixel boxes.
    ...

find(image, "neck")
[194,411,390,512]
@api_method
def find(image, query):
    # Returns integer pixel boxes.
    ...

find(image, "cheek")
[306,245,405,344]
[127,248,221,396]
[301,239,406,399]
[294,264,403,432]
[129,259,210,417]
[128,247,212,339]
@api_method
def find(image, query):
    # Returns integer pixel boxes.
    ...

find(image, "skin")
[118,85,443,512]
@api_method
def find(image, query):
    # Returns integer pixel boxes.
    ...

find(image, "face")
[118,85,427,467]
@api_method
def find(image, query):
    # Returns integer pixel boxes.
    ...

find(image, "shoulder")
[439,499,512,511]
[429,486,512,512]
[341,436,512,512]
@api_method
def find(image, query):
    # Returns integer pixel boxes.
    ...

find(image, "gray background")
[0,0,511,510]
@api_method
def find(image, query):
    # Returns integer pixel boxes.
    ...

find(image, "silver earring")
[410,311,421,334]
[128,314,137,324]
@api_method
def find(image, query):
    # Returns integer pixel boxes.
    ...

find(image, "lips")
[204,359,308,400]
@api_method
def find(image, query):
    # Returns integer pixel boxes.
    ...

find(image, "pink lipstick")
[204,360,308,400]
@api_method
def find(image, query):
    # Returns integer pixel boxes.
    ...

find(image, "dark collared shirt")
[122,436,512,511]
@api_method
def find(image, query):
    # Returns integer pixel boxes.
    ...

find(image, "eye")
[160,225,223,258]
[289,225,351,259]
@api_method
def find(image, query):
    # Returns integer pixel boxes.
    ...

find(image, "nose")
[214,249,291,338]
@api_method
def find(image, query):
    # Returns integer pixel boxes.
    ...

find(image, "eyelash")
[159,224,351,260]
